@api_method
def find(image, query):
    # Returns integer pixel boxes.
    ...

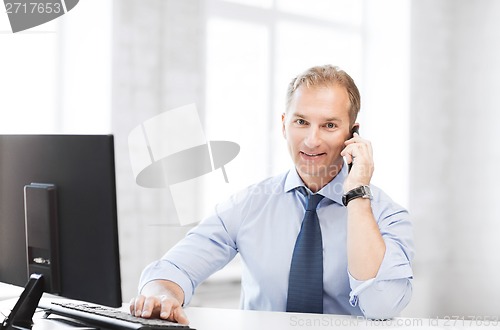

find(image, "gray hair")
[286,65,361,124]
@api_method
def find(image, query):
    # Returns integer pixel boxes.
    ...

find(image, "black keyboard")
[39,301,195,330]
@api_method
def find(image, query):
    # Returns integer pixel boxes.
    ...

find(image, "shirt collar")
[284,160,348,205]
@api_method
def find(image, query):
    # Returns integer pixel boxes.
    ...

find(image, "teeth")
[304,152,321,157]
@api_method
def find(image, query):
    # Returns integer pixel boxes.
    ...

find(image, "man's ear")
[281,113,286,138]
[351,123,360,136]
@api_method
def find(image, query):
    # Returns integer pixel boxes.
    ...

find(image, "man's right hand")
[129,280,189,325]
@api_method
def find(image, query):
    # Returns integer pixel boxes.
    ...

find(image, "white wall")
[111,0,206,301]
[407,0,500,318]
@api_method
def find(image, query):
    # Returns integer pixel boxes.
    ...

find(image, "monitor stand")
[1,274,44,330]
[1,274,98,330]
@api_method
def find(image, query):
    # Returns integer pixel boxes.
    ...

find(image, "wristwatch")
[342,185,372,206]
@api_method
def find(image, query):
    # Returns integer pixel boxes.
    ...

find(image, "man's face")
[282,84,352,189]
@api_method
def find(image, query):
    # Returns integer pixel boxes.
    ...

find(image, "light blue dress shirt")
[139,164,414,319]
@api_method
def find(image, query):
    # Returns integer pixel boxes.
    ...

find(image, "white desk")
[0,282,23,301]
[184,307,489,330]
[1,283,491,330]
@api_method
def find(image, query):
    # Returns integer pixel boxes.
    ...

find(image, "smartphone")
[348,126,359,172]
[351,126,359,137]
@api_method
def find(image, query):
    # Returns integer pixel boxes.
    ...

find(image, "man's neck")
[298,165,344,193]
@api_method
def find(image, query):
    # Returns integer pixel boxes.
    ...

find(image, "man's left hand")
[341,132,374,192]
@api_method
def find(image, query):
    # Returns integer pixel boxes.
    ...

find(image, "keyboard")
[39,301,195,330]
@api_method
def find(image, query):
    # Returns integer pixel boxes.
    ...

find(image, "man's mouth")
[300,151,326,158]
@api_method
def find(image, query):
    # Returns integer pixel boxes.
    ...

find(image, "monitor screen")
[0,134,122,307]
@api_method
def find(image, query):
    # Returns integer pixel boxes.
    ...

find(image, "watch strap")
[342,185,372,206]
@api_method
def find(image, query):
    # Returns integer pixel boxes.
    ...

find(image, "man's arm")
[129,196,241,324]
[129,279,189,325]
[347,206,414,320]
[341,132,385,279]
[341,132,413,319]
[346,198,386,280]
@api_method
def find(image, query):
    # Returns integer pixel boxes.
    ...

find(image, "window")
[0,20,59,132]
[0,1,112,134]
[203,0,364,204]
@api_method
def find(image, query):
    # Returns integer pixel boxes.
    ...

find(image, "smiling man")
[283,81,357,193]
[130,65,414,325]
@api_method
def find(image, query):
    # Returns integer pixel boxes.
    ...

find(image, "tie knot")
[306,194,324,211]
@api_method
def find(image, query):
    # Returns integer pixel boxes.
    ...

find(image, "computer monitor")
[0,135,122,311]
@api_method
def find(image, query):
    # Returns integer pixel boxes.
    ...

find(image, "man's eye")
[326,123,335,129]
[296,119,306,125]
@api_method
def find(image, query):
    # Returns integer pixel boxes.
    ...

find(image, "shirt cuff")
[348,271,375,307]
[138,259,195,306]
[347,240,413,308]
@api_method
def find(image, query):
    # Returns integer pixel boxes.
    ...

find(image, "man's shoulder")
[214,171,288,218]
[369,184,397,203]
[249,171,288,190]
[368,184,409,216]
[228,171,288,204]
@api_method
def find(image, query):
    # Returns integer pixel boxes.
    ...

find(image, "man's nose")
[304,127,321,148]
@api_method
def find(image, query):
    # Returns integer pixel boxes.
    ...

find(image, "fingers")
[341,134,372,164]
[342,133,373,157]
[173,306,190,325]
[158,295,176,319]
[341,133,374,191]
[344,131,358,144]
[129,295,189,325]
[156,296,190,325]
[129,295,145,317]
